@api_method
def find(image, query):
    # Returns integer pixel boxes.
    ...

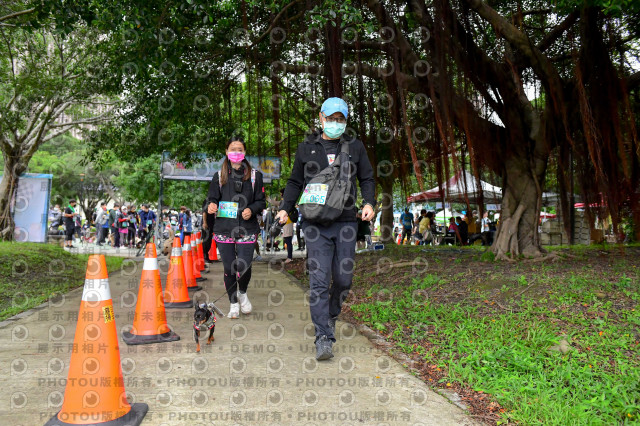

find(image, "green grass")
[0,242,125,321]
[350,272,640,424]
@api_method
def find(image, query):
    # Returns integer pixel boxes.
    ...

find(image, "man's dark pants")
[97,226,107,244]
[65,225,74,242]
[296,224,305,250]
[302,220,356,343]
[113,226,120,247]
[400,226,412,244]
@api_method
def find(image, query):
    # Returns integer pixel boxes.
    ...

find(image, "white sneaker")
[237,291,252,314]
[228,303,240,319]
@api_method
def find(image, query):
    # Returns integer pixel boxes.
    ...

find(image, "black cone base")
[122,329,180,345]
[164,300,193,308]
[196,276,207,282]
[187,285,203,291]
[45,403,149,426]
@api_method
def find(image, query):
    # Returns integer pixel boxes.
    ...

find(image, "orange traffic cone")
[45,255,148,426]
[195,231,207,273]
[122,243,180,345]
[164,235,193,308]
[209,233,219,261]
[191,235,206,283]
[183,235,202,291]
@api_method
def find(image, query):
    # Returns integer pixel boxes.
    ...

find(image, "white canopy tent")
[407,170,560,207]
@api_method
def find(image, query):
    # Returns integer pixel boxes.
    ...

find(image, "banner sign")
[161,153,281,183]
[0,173,52,242]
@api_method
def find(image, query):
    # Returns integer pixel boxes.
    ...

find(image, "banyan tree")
[281,0,640,258]
[24,0,639,258]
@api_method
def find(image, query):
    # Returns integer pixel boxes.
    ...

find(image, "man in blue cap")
[277,97,376,360]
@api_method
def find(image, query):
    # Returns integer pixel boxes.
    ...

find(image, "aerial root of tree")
[492,202,532,261]
[526,252,576,263]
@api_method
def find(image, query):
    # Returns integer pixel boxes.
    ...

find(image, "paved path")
[1,260,476,425]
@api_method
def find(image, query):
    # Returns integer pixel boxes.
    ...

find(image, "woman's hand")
[208,203,217,214]
[242,208,252,220]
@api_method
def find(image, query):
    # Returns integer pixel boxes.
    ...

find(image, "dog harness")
[193,303,216,331]
[194,314,216,332]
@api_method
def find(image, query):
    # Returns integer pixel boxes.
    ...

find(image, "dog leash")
[206,229,281,317]
[205,252,254,318]
[206,268,247,317]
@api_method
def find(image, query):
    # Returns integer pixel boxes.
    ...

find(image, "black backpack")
[298,141,352,225]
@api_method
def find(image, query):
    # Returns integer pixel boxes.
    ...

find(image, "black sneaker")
[328,316,337,337]
[315,335,334,361]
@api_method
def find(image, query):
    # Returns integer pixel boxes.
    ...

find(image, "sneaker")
[228,303,240,319]
[315,335,334,361]
[328,316,338,337]
[237,291,252,314]
[284,258,292,264]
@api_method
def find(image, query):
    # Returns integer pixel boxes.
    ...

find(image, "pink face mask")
[227,152,245,163]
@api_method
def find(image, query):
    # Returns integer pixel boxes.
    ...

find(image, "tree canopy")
[0,0,638,253]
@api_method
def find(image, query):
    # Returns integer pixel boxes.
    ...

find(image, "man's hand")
[362,204,374,221]
[202,221,208,230]
[207,203,217,214]
[242,208,252,220]
[276,210,289,224]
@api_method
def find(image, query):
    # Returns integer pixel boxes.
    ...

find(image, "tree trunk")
[325,18,343,97]
[379,176,394,244]
[85,200,98,223]
[271,75,282,158]
[0,153,27,241]
[492,154,546,259]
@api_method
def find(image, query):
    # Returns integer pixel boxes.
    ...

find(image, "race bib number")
[122,221,129,228]
[299,184,328,205]
[218,201,239,218]
[327,154,335,165]
[147,220,152,225]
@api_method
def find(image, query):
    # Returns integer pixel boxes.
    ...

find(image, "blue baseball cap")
[321,97,349,118]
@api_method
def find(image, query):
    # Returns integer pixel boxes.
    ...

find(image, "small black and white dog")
[193,302,222,352]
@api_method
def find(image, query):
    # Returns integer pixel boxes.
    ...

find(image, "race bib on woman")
[218,201,239,218]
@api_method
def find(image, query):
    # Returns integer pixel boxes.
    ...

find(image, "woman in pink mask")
[205,136,266,318]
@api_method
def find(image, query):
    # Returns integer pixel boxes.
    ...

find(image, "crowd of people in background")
[47,197,329,256]
[394,208,497,247]
[49,199,497,251]
[48,201,157,249]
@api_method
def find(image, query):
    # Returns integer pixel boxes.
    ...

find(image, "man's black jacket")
[280,130,376,223]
